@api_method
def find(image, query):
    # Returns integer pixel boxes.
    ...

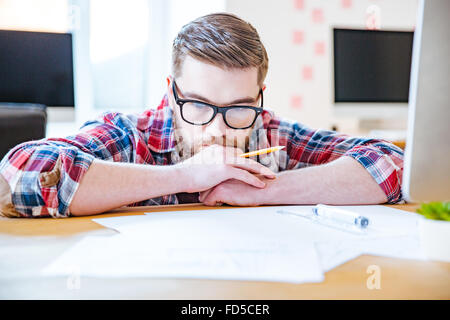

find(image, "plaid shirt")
[0,95,404,218]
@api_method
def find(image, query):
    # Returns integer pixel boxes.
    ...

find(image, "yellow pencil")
[239,146,285,158]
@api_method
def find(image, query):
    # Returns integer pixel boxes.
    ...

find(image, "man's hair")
[172,13,269,86]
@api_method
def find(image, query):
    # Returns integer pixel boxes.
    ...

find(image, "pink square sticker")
[312,8,324,23]
[314,41,325,56]
[292,30,304,44]
[294,0,305,10]
[290,95,303,109]
[302,66,313,80]
[341,0,352,9]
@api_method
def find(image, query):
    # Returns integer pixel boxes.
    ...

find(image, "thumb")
[199,188,214,202]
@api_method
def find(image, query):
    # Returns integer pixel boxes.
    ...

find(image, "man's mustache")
[188,137,239,151]
[174,131,249,158]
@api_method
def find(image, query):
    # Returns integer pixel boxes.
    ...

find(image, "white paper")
[42,232,324,283]
[315,235,425,272]
[96,205,389,240]
[43,205,424,282]
[96,205,424,272]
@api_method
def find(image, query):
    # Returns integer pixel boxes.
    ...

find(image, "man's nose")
[206,111,228,134]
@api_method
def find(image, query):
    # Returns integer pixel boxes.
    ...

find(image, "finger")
[222,146,245,163]
[230,158,276,178]
[221,150,275,175]
[229,167,266,188]
[202,190,220,206]
[199,188,214,202]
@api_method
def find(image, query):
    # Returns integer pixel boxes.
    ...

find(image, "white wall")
[226,0,418,133]
[147,0,226,109]
[0,0,69,32]
[0,0,419,135]
[0,0,226,130]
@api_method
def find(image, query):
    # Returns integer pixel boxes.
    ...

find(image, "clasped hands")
[178,144,276,206]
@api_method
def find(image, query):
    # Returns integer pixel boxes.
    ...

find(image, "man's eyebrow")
[183,91,258,105]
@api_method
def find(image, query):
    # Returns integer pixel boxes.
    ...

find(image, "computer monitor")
[0,30,75,121]
[402,0,450,202]
[332,28,414,118]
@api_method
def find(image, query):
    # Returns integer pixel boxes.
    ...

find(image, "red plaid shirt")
[0,95,404,218]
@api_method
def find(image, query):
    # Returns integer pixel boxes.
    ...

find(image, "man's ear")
[165,76,175,112]
[166,76,173,88]
[166,76,174,102]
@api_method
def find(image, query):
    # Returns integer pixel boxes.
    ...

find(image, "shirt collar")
[144,94,177,154]
[247,108,280,173]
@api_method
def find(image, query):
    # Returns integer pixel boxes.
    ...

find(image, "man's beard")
[173,117,250,161]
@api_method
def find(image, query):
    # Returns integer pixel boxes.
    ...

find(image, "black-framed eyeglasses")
[172,80,264,130]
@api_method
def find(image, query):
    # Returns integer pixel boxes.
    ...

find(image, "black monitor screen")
[0,30,74,107]
[333,28,413,103]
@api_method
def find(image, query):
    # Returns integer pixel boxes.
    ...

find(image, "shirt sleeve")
[269,118,404,203]
[0,112,151,218]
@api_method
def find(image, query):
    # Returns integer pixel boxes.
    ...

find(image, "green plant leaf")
[417,201,450,221]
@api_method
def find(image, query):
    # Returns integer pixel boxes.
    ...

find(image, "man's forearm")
[70,159,187,216]
[263,156,388,205]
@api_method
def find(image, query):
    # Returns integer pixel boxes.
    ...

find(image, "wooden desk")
[0,203,449,299]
